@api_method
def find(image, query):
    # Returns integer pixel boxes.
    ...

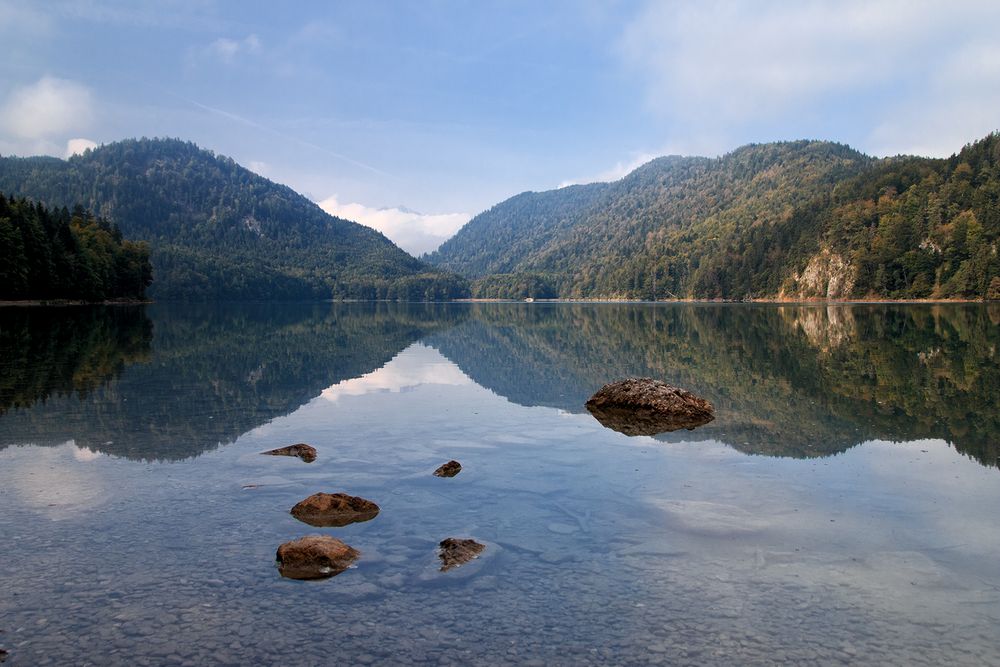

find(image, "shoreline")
[457,297,993,304]
[0,299,153,307]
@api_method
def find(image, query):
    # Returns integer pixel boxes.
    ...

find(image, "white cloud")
[65,137,97,157]
[208,34,261,63]
[318,194,469,255]
[0,76,93,140]
[620,0,1000,156]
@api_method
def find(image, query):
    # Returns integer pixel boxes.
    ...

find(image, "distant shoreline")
[457,297,992,304]
[0,299,153,307]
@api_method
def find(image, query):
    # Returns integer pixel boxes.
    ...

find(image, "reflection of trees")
[426,303,1000,469]
[0,303,465,461]
[0,306,153,414]
[5,301,997,469]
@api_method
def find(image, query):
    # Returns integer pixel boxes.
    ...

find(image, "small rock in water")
[290,492,380,527]
[276,535,359,580]
[433,460,462,477]
[260,443,317,463]
[585,377,714,436]
[0,648,8,663]
[439,537,485,572]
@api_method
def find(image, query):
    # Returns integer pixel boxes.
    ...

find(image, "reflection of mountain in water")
[426,303,1000,469]
[0,306,153,414]
[0,303,465,461]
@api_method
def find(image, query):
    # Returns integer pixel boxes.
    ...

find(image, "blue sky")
[1,0,999,253]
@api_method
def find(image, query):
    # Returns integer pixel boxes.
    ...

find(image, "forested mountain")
[428,135,1000,300]
[0,194,151,301]
[0,139,467,300]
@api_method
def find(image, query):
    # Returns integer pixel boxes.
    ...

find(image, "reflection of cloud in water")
[320,343,472,403]
[8,441,108,518]
[654,499,770,536]
[73,445,105,462]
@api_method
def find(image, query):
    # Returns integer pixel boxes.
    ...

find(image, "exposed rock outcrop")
[260,443,317,463]
[276,535,359,580]
[289,492,380,527]
[434,460,462,477]
[585,378,714,436]
[791,248,857,299]
[439,537,485,572]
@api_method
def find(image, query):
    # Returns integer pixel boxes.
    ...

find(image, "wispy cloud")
[206,34,261,64]
[317,195,468,255]
[620,0,1000,156]
[183,97,392,177]
[867,40,1000,156]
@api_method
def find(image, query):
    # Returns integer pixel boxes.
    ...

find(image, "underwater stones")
[260,443,317,463]
[276,535,360,580]
[438,538,485,572]
[289,492,380,527]
[585,378,714,436]
[433,460,462,477]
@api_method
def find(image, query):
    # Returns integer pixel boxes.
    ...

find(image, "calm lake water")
[1,302,999,666]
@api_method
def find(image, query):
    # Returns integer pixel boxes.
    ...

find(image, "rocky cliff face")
[785,249,857,299]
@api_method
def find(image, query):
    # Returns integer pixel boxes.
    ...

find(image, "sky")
[1,0,999,255]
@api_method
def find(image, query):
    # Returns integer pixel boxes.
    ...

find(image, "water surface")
[1,302,999,666]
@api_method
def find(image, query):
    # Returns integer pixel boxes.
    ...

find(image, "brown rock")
[585,378,714,436]
[260,443,317,463]
[439,537,485,572]
[433,460,462,477]
[276,535,359,580]
[290,492,380,527]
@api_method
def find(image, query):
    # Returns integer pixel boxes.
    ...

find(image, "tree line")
[0,193,152,301]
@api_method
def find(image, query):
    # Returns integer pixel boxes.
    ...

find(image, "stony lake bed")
[1,302,999,666]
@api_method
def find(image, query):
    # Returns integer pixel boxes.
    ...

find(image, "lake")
[1,302,999,666]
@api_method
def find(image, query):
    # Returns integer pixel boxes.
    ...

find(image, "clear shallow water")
[1,302,999,666]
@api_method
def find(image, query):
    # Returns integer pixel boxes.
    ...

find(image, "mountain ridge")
[428,135,1000,300]
[0,138,468,301]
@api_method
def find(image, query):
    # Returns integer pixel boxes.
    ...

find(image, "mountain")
[427,135,1000,300]
[0,138,468,300]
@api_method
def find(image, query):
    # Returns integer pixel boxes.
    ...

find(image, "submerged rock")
[290,492,380,527]
[276,535,359,580]
[585,378,714,436]
[433,460,462,477]
[439,537,485,572]
[260,443,317,463]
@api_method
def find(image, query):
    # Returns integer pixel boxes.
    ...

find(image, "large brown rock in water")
[260,443,317,463]
[290,492,380,527]
[433,460,462,477]
[276,535,359,580]
[439,537,486,572]
[585,378,714,436]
